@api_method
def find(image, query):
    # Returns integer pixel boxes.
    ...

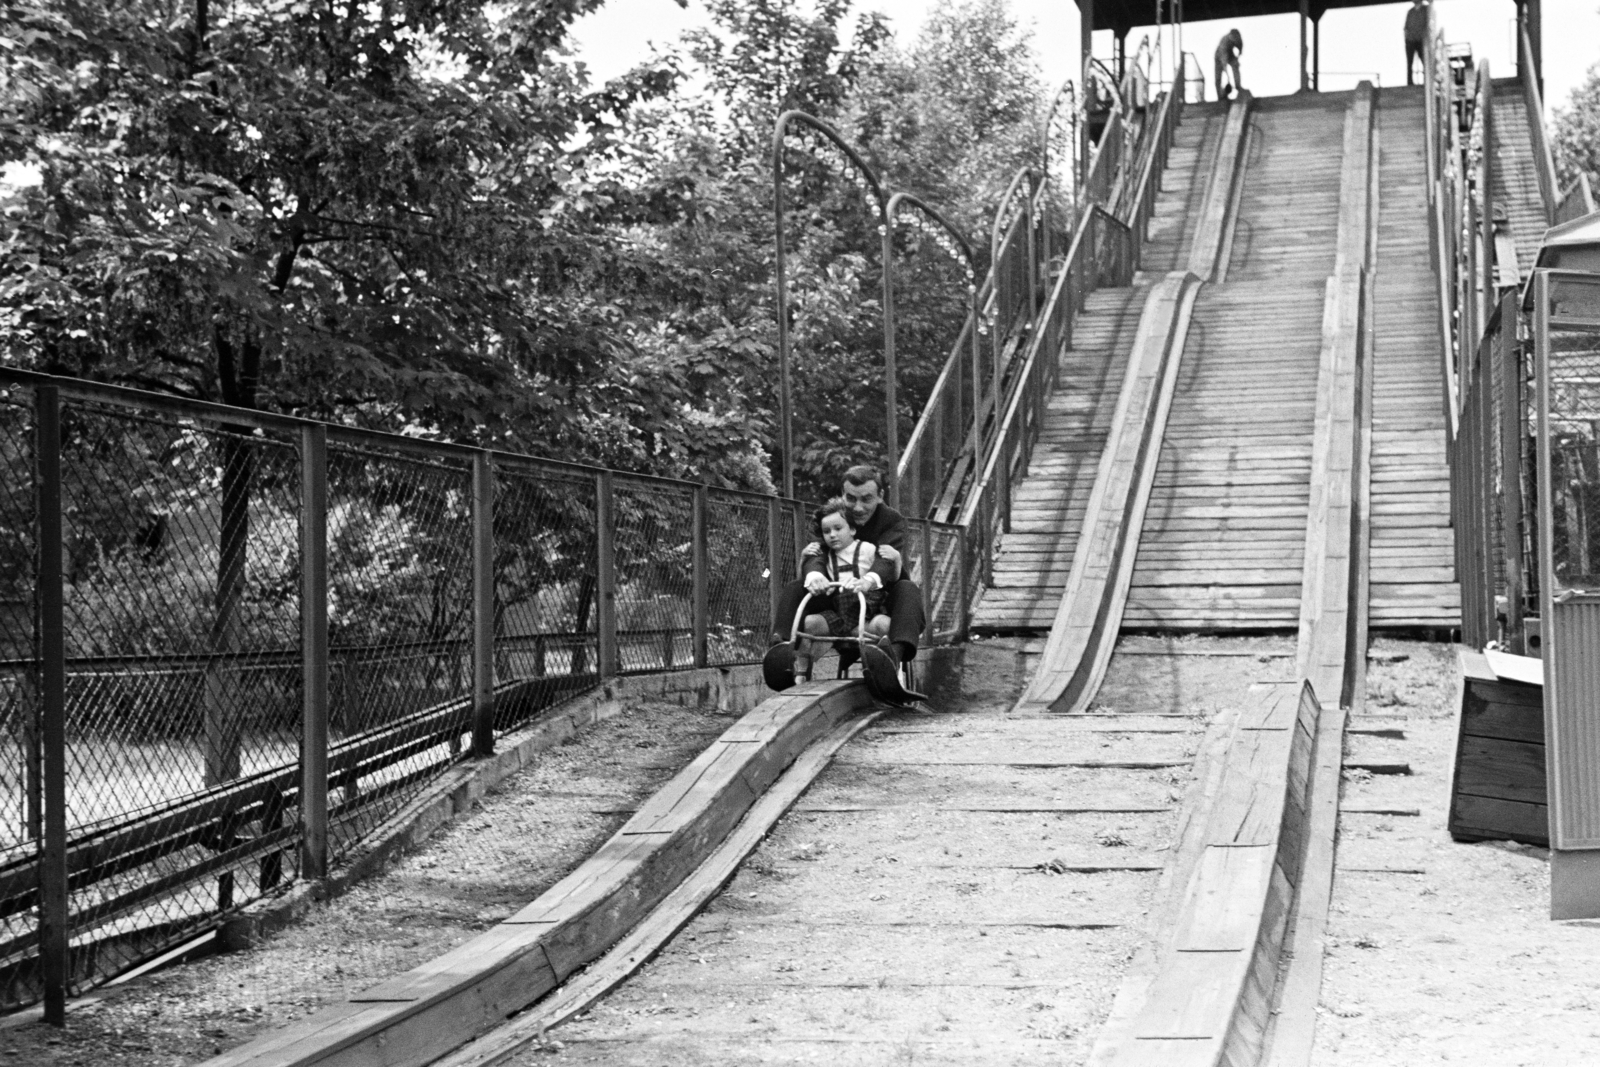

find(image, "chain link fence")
[1544,324,1600,592]
[492,461,600,734]
[0,369,973,1013]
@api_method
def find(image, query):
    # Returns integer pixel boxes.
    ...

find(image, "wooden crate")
[1449,648,1548,846]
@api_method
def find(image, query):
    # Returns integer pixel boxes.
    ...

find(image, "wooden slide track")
[1010,92,1250,714]
[196,81,1528,1067]
[204,680,885,1067]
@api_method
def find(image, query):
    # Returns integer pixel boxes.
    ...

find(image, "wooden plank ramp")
[1010,96,1252,712]
[1489,78,1549,278]
[1094,87,1376,1067]
[1126,92,1350,632]
[973,98,1233,633]
[1367,85,1461,630]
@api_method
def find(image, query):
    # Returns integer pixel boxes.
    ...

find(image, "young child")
[794,498,891,679]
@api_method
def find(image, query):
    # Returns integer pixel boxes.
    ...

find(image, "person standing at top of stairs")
[1404,0,1430,85]
[1215,29,1243,100]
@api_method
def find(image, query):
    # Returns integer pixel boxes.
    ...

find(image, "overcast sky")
[569,0,1600,113]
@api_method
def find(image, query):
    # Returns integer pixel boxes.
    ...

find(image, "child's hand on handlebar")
[803,571,832,594]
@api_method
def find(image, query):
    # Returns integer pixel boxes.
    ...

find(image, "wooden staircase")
[972,287,1142,629]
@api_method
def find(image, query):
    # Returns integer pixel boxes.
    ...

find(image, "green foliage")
[0,0,1048,503]
[1554,59,1600,198]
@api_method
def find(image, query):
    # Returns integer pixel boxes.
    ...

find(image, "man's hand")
[801,541,822,559]
[804,571,831,594]
[877,544,901,568]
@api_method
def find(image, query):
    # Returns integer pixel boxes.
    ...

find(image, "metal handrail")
[1557,173,1597,224]
[1518,24,1560,223]
[1423,14,1461,439]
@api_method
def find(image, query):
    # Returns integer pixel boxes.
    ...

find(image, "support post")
[692,485,709,669]
[299,423,329,882]
[1300,0,1311,92]
[35,386,67,1025]
[772,132,795,501]
[768,496,784,640]
[1081,0,1095,184]
[957,523,972,640]
[595,471,618,679]
[1313,15,1321,91]
[1497,293,1525,650]
[920,520,935,647]
[1526,0,1542,97]
[882,209,900,512]
[471,451,494,757]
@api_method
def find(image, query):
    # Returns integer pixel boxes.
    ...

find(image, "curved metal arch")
[1084,57,1123,115]
[773,109,888,209]
[1042,79,1078,176]
[771,109,889,499]
[888,192,977,278]
[883,191,981,511]
[991,167,1039,271]
[1125,34,1152,107]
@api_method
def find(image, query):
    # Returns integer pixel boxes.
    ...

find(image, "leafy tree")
[0,0,778,485]
[1554,58,1600,199]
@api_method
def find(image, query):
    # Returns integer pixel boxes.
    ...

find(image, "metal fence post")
[35,385,67,1025]
[693,484,709,668]
[920,520,935,647]
[472,451,495,756]
[300,424,329,881]
[768,497,784,639]
[957,523,973,640]
[595,471,618,679]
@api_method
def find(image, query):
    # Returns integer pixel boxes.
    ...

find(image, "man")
[1214,29,1243,101]
[1404,0,1429,87]
[768,465,926,684]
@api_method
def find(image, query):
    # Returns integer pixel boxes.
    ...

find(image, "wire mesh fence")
[0,393,36,1009]
[612,480,696,674]
[0,368,974,1013]
[491,462,600,734]
[1544,325,1600,592]
[705,494,775,666]
[323,441,475,861]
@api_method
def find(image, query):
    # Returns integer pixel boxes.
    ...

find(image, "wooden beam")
[1014,273,1203,714]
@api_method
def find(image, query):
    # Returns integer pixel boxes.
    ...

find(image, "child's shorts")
[817,591,885,636]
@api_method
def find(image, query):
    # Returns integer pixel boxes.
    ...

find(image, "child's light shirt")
[825,540,879,588]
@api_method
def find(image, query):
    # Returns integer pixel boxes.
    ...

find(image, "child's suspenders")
[826,542,864,583]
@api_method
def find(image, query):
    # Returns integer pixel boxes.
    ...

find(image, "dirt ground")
[0,694,745,1067]
[7,635,1597,1066]
[1314,637,1600,1066]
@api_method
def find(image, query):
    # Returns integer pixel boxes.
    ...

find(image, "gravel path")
[0,694,743,1066]
[1313,639,1600,1066]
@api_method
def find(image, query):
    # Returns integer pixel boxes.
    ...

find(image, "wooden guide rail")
[1094,86,1377,1067]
